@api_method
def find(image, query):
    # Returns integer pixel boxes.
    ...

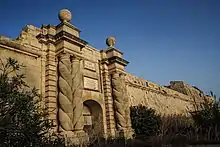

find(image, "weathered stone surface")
[112,73,126,130]
[112,72,133,137]
[84,60,96,71]
[84,77,99,90]
[125,73,209,115]
[58,53,73,131]
[71,57,84,131]
[58,53,84,132]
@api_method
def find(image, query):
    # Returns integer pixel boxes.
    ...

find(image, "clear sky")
[0,0,219,96]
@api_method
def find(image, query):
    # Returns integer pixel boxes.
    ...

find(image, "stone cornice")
[100,58,108,64]
[126,81,198,103]
[41,24,56,29]
[56,48,84,61]
[37,34,55,40]
[107,56,129,66]
[56,22,81,33]
[36,34,55,44]
[105,47,123,55]
[0,38,41,58]
[55,31,88,47]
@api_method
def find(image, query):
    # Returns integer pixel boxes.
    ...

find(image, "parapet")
[168,81,206,101]
[125,73,209,103]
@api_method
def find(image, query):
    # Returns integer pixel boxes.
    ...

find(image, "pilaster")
[100,53,116,136]
[37,25,57,127]
[101,37,133,138]
[54,10,87,143]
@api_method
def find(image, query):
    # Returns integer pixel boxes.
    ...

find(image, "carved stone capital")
[112,71,126,80]
[112,72,120,78]
[71,55,82,62]
[58,52,71,61]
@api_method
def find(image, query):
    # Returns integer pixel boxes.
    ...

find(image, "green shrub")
[88,137,148,147]
[160,114,194,135]
[0,58,64,146]
[190,92,220,140]
[130,105,161,138]
[191,93,220,127]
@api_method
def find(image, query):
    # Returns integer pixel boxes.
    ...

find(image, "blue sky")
[0,0,219,96]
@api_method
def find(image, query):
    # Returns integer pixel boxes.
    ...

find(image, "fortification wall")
[125,73,197,115]
[0,36,42,90]
[0,9,212,138]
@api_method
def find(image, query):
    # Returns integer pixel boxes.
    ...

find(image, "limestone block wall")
[169,81,206,101]
[125,73,197,115]
[0,36,42,90]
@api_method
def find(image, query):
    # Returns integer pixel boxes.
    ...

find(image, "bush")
[88,137,148,147]
[130,105,161,138]
[191,94,220,128]
[190,92,220,140]
[159,114,194,135]
[0,58,63,146]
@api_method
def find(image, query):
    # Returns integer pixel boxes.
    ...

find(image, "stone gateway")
[0,9,212,140]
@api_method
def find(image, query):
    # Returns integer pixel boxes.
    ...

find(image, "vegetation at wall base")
[130,105,161,139]
[129,93,220,146]
[0,58,64,146]
[189,92,220,140]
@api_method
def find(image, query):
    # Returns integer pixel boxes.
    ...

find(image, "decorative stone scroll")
[58,53,84,132]
[71,57,84,131]
[84,77,99,91]
[112,72,132,132]
[58,53,73,131]
[84,60,96,71]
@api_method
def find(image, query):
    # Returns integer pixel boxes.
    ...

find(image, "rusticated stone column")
[71,57,84,132]
[58,53,73,131]
[111,72,133,137]
[100,60,116,136]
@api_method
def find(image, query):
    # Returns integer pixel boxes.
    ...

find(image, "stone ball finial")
[106,36,116,47]
[58,9,72,22]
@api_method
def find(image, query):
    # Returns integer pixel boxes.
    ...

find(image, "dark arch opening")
[83,100,104,137]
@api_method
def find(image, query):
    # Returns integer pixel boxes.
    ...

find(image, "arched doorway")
[83,100,104,137]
